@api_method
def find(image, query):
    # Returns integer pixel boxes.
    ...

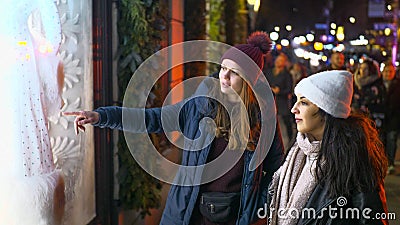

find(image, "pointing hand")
[62,111,100,135]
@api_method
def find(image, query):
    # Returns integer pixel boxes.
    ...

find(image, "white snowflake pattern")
[51,136,82,174]
[59,51,82,90]
[60,12,80,44]
[49,97,81,129]
[56,0,67,5]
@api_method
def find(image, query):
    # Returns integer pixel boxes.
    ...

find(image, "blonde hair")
[215,81,260,151]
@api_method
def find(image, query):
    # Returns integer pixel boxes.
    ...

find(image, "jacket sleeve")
[263,121,285,184]
[93,102,185,133]
[351,184,389,225]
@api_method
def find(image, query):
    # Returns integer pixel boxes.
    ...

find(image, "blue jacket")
[94,92,284,225]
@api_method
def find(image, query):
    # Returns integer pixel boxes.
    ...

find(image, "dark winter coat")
[383,78,400,132]
[296,183,388,225]
[352,77,386,129]
[263,68,293,116]
[93,79,284,225]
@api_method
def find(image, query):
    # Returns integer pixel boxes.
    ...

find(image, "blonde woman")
[65,31,284,225]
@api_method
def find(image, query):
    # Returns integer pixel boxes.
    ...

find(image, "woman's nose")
[221,71,230,79]
[291,102,298,114]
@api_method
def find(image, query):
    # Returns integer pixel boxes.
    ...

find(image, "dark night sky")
[255,0,373,40]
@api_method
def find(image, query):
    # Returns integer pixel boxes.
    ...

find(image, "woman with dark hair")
[64,31,284,225]
[352,59,385,131]
[265,70,388,225]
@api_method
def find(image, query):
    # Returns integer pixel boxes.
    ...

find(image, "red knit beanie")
[220,31,271,84]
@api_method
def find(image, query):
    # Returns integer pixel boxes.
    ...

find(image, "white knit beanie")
[294,70,353,118]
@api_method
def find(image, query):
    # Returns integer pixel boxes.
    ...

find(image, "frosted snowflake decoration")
[51,136,82,174]
[58,51,82,90]
[60,13,80,44]
[56,0,67,5]
[49,96,81,129]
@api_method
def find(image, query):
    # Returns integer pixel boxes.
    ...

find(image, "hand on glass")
[62,111,99,135]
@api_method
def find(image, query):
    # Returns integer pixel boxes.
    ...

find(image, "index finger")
[62,111,84,116]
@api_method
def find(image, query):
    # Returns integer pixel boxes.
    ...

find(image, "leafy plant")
[208,0,225,42]
[116,0,167,218]
[207,0,225,73]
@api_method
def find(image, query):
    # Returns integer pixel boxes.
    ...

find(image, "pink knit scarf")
[269,133,321,225]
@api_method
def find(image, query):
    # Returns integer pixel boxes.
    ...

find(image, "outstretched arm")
[63,100,187,135]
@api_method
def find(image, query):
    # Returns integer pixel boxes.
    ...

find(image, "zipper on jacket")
[236,150,252,223]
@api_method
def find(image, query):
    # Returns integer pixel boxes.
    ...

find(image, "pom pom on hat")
[294,70,354,119]
[246,31,272,54]
[220,31,272,85]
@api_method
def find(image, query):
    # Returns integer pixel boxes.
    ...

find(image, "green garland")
[208,0,225,42]
[236,0,248,43]
[116,0,167,218]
